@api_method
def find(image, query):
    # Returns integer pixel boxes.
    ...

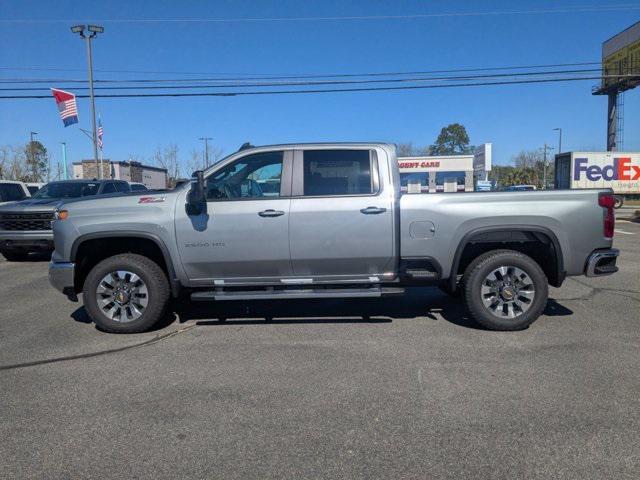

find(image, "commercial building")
[72,160,168,190]
[398,143,492,193]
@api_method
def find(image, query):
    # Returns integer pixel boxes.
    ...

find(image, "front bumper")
[0,231,54,251]
[585,248,619,277]
[49,261,76,297]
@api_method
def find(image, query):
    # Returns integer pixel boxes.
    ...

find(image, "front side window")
[303,150,373,196]
[0,184,27,202]
[206,151,283,200]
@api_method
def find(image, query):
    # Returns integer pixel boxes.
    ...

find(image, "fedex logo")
[574,157,640,182]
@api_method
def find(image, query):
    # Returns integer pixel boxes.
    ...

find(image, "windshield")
[33,182,100,199]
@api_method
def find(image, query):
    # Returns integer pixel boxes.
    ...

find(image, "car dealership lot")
[1,221,639,479]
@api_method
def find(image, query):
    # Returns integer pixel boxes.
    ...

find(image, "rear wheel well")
[453,230,562,288]
[73,237,170,293]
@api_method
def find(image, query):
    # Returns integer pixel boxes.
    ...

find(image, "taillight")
[598,193,615,239]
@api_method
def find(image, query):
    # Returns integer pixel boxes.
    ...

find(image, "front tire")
[462,249,548,331]
[83,253,170,333]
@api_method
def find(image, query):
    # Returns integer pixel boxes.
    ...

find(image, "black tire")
[462,249,548,331]
[83,253,170,333]
[1,250,30,262]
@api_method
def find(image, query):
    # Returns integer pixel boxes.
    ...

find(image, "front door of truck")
[175,150,294,284]
[288,148,395,279]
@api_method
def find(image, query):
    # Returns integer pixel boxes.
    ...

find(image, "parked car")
[0,179,131,261]
[25,182,45,196]
[129,182,149,192]
[0,180,30,205]
[505,185,537,191]
[49,143,618,333]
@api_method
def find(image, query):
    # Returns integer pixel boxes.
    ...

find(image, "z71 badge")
[138,196,166,204]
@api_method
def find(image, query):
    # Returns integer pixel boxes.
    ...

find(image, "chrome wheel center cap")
[501,286,515,301]
[114,289,130,305]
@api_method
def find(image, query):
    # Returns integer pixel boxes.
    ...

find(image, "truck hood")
[0,197,62,213]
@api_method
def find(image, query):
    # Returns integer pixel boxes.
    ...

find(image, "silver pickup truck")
[49,143,619,333]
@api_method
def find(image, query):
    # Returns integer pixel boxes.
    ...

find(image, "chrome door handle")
[360,206,387,215]
[258,209,285,217]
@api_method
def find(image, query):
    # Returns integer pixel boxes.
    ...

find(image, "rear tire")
[462,249,548,331]
[1,250,30,262]
[83,253,170,333]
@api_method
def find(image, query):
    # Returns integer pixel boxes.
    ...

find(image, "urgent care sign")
[398,155,473,173]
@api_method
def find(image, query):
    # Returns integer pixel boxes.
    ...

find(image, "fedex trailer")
[555,151,640,207]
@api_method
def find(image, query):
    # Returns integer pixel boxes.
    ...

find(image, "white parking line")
[615,229,636,235]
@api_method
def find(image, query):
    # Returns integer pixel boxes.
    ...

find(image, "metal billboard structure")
[592,21,640,151]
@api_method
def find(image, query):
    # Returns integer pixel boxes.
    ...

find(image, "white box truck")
[555,152,640,207]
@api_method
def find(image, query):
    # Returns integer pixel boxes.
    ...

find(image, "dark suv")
[0,179,130,261]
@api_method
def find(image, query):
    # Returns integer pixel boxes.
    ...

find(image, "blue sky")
[1,0,639,174]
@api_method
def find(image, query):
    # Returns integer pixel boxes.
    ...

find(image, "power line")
[0,68,604,92]
[1,4,639,24]
[0,75,611,99]
[0,62,604,84]
[0,61,603,77]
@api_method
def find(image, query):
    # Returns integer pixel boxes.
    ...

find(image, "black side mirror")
[186,170,206,215]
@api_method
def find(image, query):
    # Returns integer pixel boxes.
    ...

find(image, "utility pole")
[29,131,38,182]
[71,25,103,177]
[199,137,213,168]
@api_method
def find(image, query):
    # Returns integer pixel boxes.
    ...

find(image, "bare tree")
[0,145,30,181]
[153,144,181,187]
[512,150,542,169]
[186,149,203,175]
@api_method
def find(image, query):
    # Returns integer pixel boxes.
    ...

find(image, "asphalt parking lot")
[1,221,639,479]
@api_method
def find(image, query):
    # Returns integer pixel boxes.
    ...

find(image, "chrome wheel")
[481,266,535,319]
[96,270,149,323]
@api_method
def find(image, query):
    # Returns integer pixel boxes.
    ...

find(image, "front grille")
[0,212,55,231]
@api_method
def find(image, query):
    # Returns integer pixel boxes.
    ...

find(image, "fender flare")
[448,225,565,291]
[70,231,181,297]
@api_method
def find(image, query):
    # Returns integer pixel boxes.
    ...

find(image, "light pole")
[553,127,563,154]
[29,131,38,181]
[542,143,554,190]
[71,24,103,178]
[199,137,213,168]
[60,142,68,180]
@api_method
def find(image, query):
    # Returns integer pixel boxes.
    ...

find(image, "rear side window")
[115,182,130,193]
[101,183,117,194]
[302,150,374,196]
[0,184,27,202]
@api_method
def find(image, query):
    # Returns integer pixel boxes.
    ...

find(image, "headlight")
[54,209,69,221]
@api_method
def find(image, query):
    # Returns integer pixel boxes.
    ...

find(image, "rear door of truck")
[288,147,395,279]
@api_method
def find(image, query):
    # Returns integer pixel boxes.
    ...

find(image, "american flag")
[97,116,104,149]
[50,88,78,127]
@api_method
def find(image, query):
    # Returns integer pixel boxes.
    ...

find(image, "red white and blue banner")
[50,88,78,127]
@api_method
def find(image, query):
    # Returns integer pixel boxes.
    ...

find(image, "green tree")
[429,123,473,155]
[24,141,48,182]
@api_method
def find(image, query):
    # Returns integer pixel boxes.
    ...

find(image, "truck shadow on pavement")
[172,288,574,331]
[71,288,573,332]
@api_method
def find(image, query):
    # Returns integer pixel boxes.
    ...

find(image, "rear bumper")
[585,248,619,277]
[49,261,76,296]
